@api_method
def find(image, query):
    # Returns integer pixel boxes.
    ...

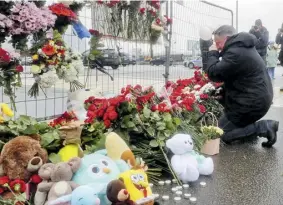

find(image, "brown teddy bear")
[34,157,81,205]
[0,135,48,182]
[107,179,137,205]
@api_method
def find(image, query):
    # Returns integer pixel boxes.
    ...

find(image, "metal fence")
[0,0,233,121]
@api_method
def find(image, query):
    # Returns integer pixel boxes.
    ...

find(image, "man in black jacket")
[249,19,269,62]
[204,25,278,147]
[276,27,283,66]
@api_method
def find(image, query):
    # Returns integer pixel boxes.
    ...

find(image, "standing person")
[249,19,269,62]
[276,26,283,66]
[204,25,278,147]
[266,41,278,80]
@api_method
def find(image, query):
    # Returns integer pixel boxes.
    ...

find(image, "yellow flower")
[32,54,39,60]
[49,40,55,46]
[1,103,14,117]
[31,65,41,74]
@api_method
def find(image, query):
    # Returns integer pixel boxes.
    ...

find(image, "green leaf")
[147,127,155,137]
[126,121,135,128]
[152,112,161,121]
[173,117,181,126]
[163,113,172,122]
[159,141,165,147]
[149,139,158,147]
[40,132,55,147]
[48,153,61,163]
[143,106,151,118]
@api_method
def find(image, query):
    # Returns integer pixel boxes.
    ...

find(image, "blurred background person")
[276,25,283,67]
[249,19,269,62]
[266,41,278,80]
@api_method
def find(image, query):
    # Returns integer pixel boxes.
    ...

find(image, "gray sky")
[208,0,283,40]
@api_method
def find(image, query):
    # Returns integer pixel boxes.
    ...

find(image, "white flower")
[64,66,78,83]
[200,82,215,94]
[182,87,191,94]
[38,71,59,88]
[194,85,201,90]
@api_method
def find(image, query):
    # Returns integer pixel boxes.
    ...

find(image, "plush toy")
[34,157,81,205]
[105,132,147,170]
[166,134,214,182]
[119,169,155,205]
[107,179,136,205]
[49,185,100,205]
[72,151,130,205]
[57,121,84,162]
[0,103,14,123]
[0,135,48,181]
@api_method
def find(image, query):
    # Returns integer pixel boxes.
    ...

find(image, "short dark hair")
[213,25,236,37]
[255,19,262,26]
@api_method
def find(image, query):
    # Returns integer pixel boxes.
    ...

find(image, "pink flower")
[0,22,5,28]
[10,7,20,13]
[29,16,36,22]
[25,22,32,29]
[19,10,29,17]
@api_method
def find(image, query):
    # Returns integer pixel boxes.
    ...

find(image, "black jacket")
[276,33,283,49]
[249,27,269,56]
[204,32,273,127]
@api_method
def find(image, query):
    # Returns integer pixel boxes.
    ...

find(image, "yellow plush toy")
[0,103,14,123]
[119,169,154,205]
[58,144,83,162]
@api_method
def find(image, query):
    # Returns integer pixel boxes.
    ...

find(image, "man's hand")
[209,43,217,51]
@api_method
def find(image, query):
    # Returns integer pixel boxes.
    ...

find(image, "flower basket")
[201,138,220,155]
[200,112,222,156]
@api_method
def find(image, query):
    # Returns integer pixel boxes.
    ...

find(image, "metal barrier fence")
[0,1,233,121]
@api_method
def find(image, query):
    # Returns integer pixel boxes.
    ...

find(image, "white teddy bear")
[166,133,214,182]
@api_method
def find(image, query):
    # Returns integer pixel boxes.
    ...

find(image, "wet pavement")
[153,106,283,205]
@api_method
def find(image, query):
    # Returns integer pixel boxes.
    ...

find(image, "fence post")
[164,0,173,83]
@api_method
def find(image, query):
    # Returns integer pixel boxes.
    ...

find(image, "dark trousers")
[219,114,268,143]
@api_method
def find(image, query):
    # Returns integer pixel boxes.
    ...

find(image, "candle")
[165,180,171,185]
[172,187,178,193]
[162,195,170,201]
[174,196,182,202]
[153,193,159,199]
[184,193,191,199]
[158,181,165,186]
[200,182,206,187]
[176,186,182,190]
[172,179,178,184]
[176,191,182,196]
[149,183,154,188]
[190,197,197,203]
[183,184,189,189]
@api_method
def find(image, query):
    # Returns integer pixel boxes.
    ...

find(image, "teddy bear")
[34,157,81,205]
[48,186,100,205]
[106,179,136,205]
[166,133,214,182]
[0,135,48,182]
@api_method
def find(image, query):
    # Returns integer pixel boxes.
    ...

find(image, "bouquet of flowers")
[0,48,23,111]
[29,31,84,97]
[8,2,57,50]
[49,3,79,34]
[201,125,224,141]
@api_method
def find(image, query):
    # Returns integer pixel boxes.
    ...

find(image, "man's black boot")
[260,120,279,147]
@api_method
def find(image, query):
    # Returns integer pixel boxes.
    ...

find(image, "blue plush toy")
[49,186,100,205]
[72,150,130,205]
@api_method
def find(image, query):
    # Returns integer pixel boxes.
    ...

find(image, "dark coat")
[249,26,269,56]
[204,32,273,127]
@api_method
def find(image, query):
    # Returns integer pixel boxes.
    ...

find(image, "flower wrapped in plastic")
[8,2,57,50]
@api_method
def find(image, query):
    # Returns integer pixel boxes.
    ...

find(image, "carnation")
[38,71,59,88]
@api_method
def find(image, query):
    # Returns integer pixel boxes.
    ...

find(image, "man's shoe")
[262,121,279,147]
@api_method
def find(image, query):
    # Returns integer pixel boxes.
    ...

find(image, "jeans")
[267,67,275,79]
[219,114,268,143]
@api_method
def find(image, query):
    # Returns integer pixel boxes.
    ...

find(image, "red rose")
[151,105,158,112]
[97,0,104,4]
[156,18,161,25]
[104,120,111,128]
[85,117,94,124]
[16,65,23,72]
[0,176,9,186]
[198,104,206,113]
[97,109,105,118]
[30,174,42,184]
[103,112,109,121]
[9,179,26,193]
[0,187,4,194]
[89,29,100,36]
[134,84,142,91]
[0,48,11,63]
[200,94,209,100]
[87,110,96,118]
[88,104,96,111]
[108,111,118,121]
[139,8,146,14]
